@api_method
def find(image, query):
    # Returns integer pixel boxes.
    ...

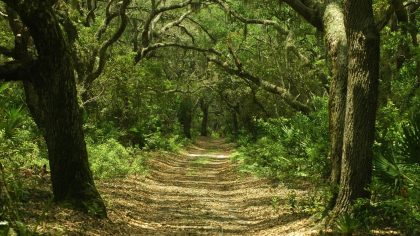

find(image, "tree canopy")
[0,0,419,234]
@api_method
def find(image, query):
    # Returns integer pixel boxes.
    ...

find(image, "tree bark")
[200,98,209,136]
[322,2,348,197]
[283,1,348,190]
[179,96,193,139]
[2,0,106,217]
[333,0,380,214]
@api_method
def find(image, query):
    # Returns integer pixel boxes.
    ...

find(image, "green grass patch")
[191,156,211,165]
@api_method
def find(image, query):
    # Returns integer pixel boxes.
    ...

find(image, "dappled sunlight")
[16,138,315,235]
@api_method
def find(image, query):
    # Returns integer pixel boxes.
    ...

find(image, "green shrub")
[333,213,360,235]
[368,104,420,234]
[87,138,147,179]
[235,96,329,181]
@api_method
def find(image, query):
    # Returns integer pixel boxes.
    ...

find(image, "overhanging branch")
[85,0,131,86]
[282,0,323,31]
[213,0,289,35]
[208,56,311,114]
[135,42,221,63]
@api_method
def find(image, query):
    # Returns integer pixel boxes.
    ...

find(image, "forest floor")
[18,137,317,235]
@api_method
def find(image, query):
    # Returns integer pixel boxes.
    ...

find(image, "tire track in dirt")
[98,137,314,235]
[20,137,314,235]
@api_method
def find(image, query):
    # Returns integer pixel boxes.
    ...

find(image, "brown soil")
[18,137,316,235]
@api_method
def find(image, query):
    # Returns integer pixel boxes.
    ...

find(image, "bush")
[234,97,329,181]
[367,103,420,234]
[87,138,147,179]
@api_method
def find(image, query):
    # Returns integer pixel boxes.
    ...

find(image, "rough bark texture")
[282,2,348,190]
[2,0,106,217]
[323,2,348,190]
[333,0,380,214]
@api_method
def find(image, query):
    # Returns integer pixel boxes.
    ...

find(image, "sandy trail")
[20,137,314,235]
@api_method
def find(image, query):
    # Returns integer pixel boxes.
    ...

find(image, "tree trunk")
[178,96,193,139]
[333,0,380,214]
[283,0,348,188]
[322,2,348,205]
[200,100,209,136]
[4,0,107,217]
[232,111,239,139]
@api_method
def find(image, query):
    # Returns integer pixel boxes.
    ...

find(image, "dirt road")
[22,138,314,235]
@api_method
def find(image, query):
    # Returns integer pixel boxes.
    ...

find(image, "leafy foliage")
[234,97,329,182]
[402,114,420,164]
[87,138,147,179]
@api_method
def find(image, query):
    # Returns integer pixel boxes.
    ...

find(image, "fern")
[401,114,420,164]
[1,106,25,138]
[373,155,405,192]
[334,213,360,235]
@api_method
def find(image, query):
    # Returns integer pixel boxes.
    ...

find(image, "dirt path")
[21,137,315,235]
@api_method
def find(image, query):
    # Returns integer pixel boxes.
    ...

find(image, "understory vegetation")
[1,0,419,235]
[234,100,420,234]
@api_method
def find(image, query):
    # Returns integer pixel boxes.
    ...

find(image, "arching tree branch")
[159,10,193,34]
[208,56,311,114]
[282,0,323,31]
[84,0,131,86]
[213,0,289,35]
[135,42,221,62]
[186,17,217,43]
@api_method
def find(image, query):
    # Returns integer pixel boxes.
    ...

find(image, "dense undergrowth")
[2,82,420,235]
[233,97,420,234]
[0,83,189,234]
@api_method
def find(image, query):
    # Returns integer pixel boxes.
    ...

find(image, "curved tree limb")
[0,10,7,17]
[95,0,119,39]
[135,42,221,62]
[186,17,217,43]
[84,0,130,86]
[140,0,195,49]
[213,0,289,35]
[282,0,323,31]
[156,0,192,14]
[208,56,311,114]
[159,10,193,34]
[376,4,395,31]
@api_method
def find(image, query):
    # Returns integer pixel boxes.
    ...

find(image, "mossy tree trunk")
[322,2,348,207]
[333,0,380,214]
[0,0,106,217]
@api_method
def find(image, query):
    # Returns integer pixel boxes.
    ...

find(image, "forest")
[0,0,419,235]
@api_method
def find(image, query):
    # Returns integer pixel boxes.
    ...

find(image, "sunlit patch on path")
[20,137,315,235]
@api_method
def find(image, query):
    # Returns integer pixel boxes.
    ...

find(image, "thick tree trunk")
[322,2,348,202]
[4,0,106,217]
[333,0,380,214]
[283,0,348,188]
